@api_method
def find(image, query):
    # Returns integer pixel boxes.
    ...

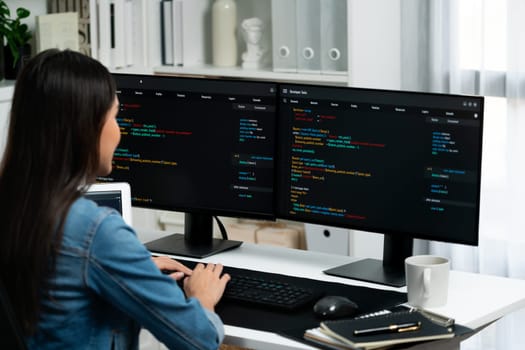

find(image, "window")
[459,0,506,72]
[459,1,508,185]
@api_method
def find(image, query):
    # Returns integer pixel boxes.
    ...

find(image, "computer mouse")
[313,295,359,319]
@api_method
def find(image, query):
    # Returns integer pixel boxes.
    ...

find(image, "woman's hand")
[183,263,230,312]
[151,255,193,281]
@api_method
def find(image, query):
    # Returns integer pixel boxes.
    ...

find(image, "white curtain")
[401,0,525,349]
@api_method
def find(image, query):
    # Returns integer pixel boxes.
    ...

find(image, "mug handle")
[423,268,431,298]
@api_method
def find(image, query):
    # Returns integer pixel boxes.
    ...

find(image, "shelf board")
[152,65,349,85]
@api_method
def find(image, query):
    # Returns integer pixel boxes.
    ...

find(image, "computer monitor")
[100,74,277,257]
[276,83,484,286]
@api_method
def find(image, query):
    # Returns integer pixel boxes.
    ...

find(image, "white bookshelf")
[13,1,403,89]
[92,0,352,85]
[3,0,353,85]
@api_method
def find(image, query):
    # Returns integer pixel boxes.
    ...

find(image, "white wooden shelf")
[153,64,349,85]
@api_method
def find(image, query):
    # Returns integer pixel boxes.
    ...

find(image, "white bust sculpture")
[241,17,265,69]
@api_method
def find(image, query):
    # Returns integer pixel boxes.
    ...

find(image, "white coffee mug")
[405,255,450,308]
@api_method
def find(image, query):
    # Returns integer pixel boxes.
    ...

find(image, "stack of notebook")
[304,309,456,350]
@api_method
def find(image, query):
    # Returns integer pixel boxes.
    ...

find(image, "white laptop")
[85,182,133,226]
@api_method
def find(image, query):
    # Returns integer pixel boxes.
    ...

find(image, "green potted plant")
[0,1,31,79]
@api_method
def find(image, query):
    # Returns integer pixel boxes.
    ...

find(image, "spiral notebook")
[305,309,455,350]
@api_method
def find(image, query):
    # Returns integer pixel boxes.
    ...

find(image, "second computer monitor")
[276,84,484,285]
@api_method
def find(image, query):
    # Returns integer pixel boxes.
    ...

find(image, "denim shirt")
[26,197,224,349]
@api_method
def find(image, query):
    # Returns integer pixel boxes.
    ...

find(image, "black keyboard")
[223,273,321,311]
[162,257,322,311]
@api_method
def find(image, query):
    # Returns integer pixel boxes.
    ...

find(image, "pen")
[353,321,421,336]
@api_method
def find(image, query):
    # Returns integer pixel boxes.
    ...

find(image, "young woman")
[0,49,230,349]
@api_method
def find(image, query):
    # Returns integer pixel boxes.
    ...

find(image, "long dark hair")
[0,49,116,335]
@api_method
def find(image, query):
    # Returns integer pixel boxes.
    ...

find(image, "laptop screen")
[84,183,133,226]
[84,190,123,214]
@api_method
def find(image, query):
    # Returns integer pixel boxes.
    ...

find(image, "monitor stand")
[323,235,413,287]
[145,213,242,259]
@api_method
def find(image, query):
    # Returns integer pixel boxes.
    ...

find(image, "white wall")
[4,0,47,32]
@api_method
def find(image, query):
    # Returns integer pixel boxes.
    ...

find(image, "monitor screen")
[276,83,484,285]
[101,74,277,257]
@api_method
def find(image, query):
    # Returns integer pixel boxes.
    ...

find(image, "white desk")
[138,230,525,350]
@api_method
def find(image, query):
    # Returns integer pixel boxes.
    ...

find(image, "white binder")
[172,0,184,66]
[320,0,348,75]
[271,0,297,73]
[124,0,134,66]
[89,0,98,59]
[161,0,173,65]
[97,0,111,66]
[296,0,321,74]
[112,0,126,68]
[141,0,163,69]
[181,0,209,67]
